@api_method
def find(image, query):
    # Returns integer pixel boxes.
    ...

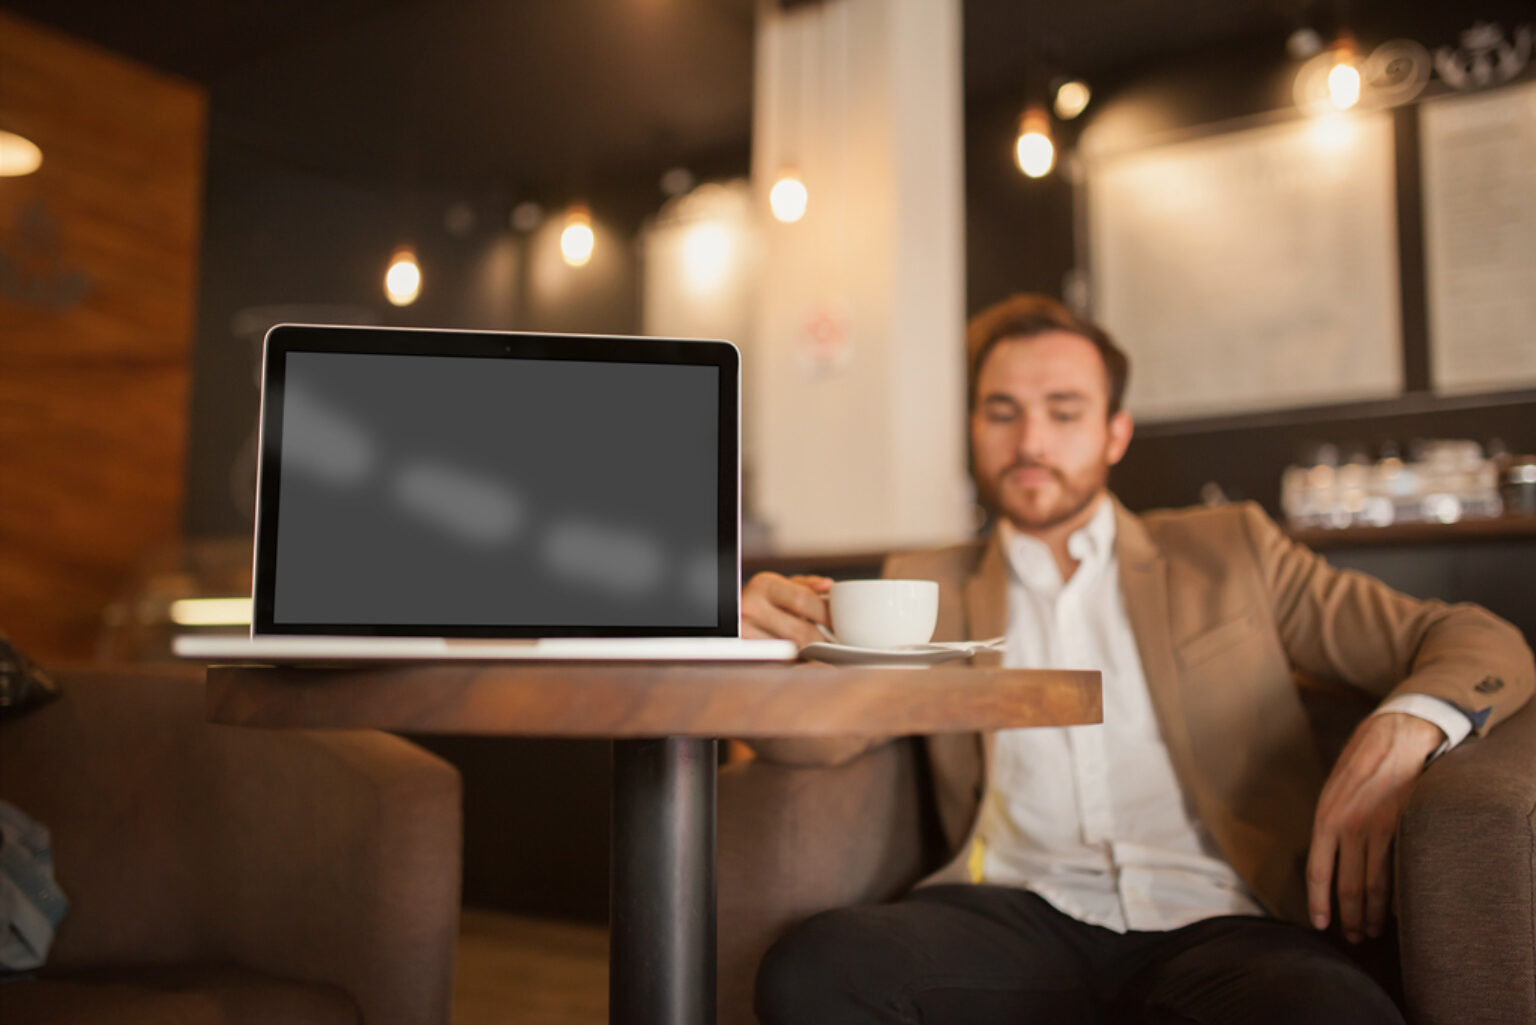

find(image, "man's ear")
[1106,409,1134,467]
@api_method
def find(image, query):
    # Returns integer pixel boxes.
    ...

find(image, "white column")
[750,0,970,554]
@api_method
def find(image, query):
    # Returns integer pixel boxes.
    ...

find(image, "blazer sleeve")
[1242,502,1534,736]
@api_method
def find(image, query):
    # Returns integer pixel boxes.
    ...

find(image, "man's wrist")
[1372,693,1473,764]
[1391,710,1444,743]
[1372,710,1447,764]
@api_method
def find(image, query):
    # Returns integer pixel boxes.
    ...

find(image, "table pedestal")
[611,738,717,1025]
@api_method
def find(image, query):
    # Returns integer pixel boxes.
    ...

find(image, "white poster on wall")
[1422,78,1536,395]
[1088,112,1402,421]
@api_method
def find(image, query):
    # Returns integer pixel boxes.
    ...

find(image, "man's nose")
[1015,411,1050,461]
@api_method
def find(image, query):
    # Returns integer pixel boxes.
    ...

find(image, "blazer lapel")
[1113,499,1202,794]
[959,528,1009,785]
[964,528,1009,670]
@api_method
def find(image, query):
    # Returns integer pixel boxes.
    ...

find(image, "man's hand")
[1306,711,1445,943]
[741,572,833,648]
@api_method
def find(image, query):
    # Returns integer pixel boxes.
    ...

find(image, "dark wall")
[965,96,1078,307]
[402,735,613,922]
[184,133,642,538]
[964,8,1536,518]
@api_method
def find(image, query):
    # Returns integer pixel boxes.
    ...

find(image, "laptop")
[174,324,795,663]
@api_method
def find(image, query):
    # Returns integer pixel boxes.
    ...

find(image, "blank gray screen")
[271,351,720,627]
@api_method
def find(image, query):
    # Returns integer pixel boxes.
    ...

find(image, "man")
[741,294,1533,1024]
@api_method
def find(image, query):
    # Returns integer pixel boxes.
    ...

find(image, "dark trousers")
[755,885,1405,1025]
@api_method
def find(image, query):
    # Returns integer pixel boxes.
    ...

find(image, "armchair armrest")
[201,710,462,1025]
[717,737,931,1025]
[0,667,461,1025]
[1397,698,1536,1025]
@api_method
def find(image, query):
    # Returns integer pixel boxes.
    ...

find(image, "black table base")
[610,737,718,1025]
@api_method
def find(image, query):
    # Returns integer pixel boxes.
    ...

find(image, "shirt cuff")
[1372,693,1474,764]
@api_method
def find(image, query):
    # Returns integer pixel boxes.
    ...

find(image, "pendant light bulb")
[0,130,43,177]
[560,205,595,267]
[1326,34,1362,110]
[384,246,421,306]
[1053,80,1092,120]
[1014,108,1056,179]
[769,168,808,224]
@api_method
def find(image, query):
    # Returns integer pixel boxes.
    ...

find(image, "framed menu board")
[1421,78,1536,395]
[1087,111,1402,422]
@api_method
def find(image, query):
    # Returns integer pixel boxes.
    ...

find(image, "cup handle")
[816,622,838,644]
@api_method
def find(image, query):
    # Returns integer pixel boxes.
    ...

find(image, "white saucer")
[799,637,1003,668]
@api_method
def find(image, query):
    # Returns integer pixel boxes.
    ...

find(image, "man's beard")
[980,458,1107,533]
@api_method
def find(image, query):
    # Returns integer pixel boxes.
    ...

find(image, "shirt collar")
[999,492,1117,592]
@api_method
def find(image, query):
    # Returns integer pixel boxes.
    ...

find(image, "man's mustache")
[998,458,1064,484]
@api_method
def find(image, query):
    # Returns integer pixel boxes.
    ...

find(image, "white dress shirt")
[969,495,1469,933]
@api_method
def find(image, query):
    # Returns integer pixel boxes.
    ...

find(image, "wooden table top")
[206,663,1101,738]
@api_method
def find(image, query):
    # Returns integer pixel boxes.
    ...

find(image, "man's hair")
[965,294,1130,416]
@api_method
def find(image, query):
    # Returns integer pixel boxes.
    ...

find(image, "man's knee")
[1249,956,1402,1025]
[1145,947,1404,1025]
[754,908,905,1025]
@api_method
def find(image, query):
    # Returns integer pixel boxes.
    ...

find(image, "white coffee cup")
[828,579,940,649]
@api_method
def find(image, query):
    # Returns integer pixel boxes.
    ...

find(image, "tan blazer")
[755,498,1535,926]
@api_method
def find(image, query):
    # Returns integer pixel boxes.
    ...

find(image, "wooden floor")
[454,909,609,1025]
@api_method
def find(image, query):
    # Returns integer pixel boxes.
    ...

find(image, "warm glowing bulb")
[1327,57,1361,110]
[1014,110,1056,178]
[384,247,421,306]
[769,171,808,223]
[1054,80,1091,120]
[1016,133,1055,177]
[560,207,595,267]
[0,130,42,177]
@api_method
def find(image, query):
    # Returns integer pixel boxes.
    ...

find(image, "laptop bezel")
[251,323,741,639]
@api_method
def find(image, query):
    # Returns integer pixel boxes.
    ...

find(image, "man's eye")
[1050,411,1081,423]
[984,409,1016,423]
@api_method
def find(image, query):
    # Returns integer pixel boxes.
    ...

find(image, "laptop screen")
[251,326,738,637]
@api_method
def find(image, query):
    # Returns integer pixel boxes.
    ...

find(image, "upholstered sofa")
[0,666,462,1025]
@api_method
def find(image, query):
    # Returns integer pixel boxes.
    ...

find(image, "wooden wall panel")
[0,11,204,661]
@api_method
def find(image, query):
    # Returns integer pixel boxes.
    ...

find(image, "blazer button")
[1474,676,1505,695]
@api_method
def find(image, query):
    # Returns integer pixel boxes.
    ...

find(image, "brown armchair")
[717,698,1536,1025]
[0,666,462,1025]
